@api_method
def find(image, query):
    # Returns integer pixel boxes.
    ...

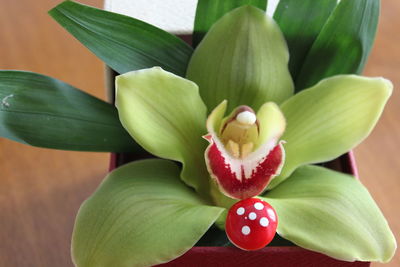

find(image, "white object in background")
[104,0,280,35]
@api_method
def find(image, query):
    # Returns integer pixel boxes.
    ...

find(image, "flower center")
[204,101,286,199]
[220,109,259,158]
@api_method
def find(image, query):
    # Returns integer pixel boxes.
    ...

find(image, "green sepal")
[116,67,210,195]
[187,6,294,113]
[269,75,392,188]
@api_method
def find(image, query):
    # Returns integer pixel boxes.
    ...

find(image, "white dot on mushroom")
[236,207,245,215]
[260,217,269,227]
[254,202,264,210]
[249,212,257,220]
[241,225,251,235]
[267,209,276,221]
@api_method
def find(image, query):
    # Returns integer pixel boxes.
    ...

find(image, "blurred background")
[0,0,398,266]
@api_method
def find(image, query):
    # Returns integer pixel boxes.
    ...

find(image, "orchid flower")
[71,6,396,267]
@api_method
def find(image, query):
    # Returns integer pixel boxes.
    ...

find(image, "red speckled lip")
[205,136,285,199]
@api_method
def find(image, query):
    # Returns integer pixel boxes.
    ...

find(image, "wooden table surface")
[0,1,398,266]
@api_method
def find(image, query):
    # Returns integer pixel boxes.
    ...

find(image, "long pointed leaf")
[0,71,142,152]
[296,0,380,90]
[273,0,337,81]
[193,0,268,47]
[49,0,193,76]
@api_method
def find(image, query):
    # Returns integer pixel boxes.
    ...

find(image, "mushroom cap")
[225,198,278,250]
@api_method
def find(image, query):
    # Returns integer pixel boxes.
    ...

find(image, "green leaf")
[49,0,193,76]
[116,67,210,195]
[262,165,396,262]
[295,0,380,91]
[268,75,392,188]
[187,6,294,113]
[273,0,337,81]
[72,159,223,267]
[0,71,141,152]
[193,0,268,47]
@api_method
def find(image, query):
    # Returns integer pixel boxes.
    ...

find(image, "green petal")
[187,6,294,113]
[193,0,268,47]
[116,67,209,195]
[273,0,337,80]
[255,102,286,149]
[0,71,142,152]
[295,0,380,91]
[269,75,392,188]
[262,165,396,262]
[206,100,227,136]
[49,1,192,76]
[204,101,239,208]
[72,159,223,267]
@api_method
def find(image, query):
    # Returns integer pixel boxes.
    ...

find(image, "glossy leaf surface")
[0,71,140,152]
[296,0,380,90]
[193,0,267,47]
[50,0,193,76]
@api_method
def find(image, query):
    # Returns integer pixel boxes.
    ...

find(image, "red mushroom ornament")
[225,198,278,251]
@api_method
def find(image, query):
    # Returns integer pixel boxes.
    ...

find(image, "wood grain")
[0,1,398,266]
[0,1,107,266]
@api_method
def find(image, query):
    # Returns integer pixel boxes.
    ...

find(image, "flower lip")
[206,139,285,199]
[204,101,286,199]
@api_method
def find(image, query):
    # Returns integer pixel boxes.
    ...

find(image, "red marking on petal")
[203,134,212,142]
[205,140,284,199]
